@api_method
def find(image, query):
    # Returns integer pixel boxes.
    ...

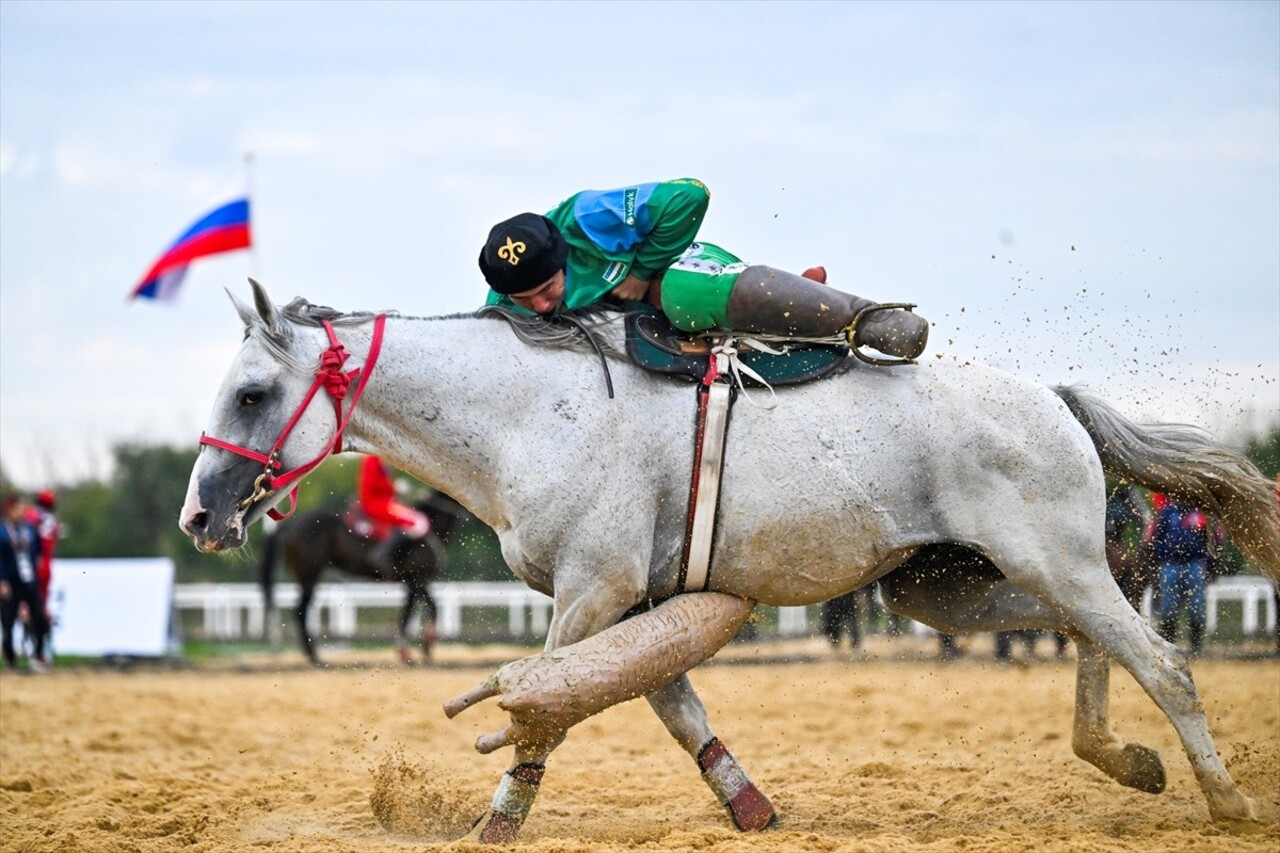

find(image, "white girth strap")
[683,346,734,592]
[682,335,791,592]
[683,381,730,592]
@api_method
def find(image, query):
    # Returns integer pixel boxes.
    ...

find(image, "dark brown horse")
[258,496,461,664]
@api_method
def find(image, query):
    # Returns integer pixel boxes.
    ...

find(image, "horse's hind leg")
[1072,636,1165,794]
[395,585,416,665]
[881,556,1179,804]
[420,589,438,660]
[646,674,777,830]
[1014,556,1257,826]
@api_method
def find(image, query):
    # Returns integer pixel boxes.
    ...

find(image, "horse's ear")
[227,287,259,329]
[248,277,282,336]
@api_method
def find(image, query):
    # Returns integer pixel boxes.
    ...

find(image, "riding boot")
[725,266,929,360]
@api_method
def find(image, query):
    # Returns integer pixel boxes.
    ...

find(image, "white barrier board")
[49,558,175,656]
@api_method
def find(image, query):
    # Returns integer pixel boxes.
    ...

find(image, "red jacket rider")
[357,456,429,539]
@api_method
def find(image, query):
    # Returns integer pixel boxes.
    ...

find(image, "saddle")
[623,303,852,387]
[343,504,392,541]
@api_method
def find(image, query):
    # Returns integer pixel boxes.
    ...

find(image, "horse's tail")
[1056,385,1280,581]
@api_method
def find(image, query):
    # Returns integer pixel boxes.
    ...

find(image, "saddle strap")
[680,356,734,593]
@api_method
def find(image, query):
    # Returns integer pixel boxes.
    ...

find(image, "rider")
[357,455,430,575]
[479,177,928,360]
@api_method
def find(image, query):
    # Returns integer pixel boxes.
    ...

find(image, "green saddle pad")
[624,305,851,387]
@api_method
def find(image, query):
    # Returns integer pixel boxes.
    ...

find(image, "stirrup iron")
[844,302,920,366]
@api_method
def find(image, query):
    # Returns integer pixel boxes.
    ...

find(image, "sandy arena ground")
[1,637,1277,852]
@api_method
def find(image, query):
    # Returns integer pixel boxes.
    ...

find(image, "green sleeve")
[631,179,711,280]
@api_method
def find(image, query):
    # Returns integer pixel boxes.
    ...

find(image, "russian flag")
[131,195,252,301]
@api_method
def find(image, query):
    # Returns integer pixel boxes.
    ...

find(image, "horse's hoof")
[726,783,777,832]
[1214,814,1266,835]
[1120,743,1166,794]
[1215,814,1266,835]
[465,809,522,844]
[395,647,413,665]
[1209,791,1260,831]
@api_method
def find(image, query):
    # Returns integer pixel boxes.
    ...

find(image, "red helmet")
[36,489,56,510]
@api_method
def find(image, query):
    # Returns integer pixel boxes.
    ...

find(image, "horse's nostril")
[183,511,209,536]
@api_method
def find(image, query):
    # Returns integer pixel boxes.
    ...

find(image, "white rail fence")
[172,577,1277,642]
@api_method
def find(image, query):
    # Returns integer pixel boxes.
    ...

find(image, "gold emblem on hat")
[497,237,527,266]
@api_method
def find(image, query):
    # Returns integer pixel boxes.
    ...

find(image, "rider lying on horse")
[479,178,929,359]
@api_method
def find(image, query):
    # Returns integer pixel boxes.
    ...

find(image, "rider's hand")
[0,581,10,600]
[610,273,651,301]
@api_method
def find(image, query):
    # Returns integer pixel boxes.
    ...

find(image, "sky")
[1,0,1278,489]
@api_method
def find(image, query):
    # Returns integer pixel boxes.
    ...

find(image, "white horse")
[181,281,1278,842]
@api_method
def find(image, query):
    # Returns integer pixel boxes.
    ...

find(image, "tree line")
[1,427,1277,584]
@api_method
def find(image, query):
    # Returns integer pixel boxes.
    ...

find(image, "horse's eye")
[239,390,264,407]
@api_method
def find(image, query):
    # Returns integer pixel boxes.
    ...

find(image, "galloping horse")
[258,497,460,664]
[180,281,1279,842]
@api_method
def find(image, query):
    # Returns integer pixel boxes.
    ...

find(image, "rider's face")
[510,270,565,315]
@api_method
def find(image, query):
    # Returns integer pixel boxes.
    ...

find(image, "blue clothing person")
[1,495,48,669]
[1149,496,1219,655]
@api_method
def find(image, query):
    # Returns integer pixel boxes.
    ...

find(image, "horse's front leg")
[467,582,643,844]
[646,674,777,830]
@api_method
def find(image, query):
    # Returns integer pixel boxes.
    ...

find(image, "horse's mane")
[278,297,386,328]
[477,304,628,359]
[240,299,358,371]
[255,297,628,366]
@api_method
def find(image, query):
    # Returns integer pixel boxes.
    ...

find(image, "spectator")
[1148,493,1222,656]
[994,629,1069,661]
[1105,483,1153,608]
[1,493,50,672]
[937,632,962,661]
[25,489,60,660]
[819,590,861,650]
[995,629,1035,661]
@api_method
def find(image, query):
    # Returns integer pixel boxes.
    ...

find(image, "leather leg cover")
[444,593,754,754]
[726,265,928,359]
[726,265,867,338]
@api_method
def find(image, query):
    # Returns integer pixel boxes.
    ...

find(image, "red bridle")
[199,314,387,521]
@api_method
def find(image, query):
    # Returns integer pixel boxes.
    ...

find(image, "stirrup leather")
[843,302,920,366]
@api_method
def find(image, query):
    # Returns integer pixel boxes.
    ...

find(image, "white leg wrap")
[490,764,543,820]
[445,593,754,753]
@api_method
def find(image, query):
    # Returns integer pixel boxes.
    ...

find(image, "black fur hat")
[478,213,568,295]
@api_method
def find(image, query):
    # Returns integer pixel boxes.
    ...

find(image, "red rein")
[199,314,387,521]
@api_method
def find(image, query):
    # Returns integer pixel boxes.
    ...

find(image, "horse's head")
[179,279,351,552]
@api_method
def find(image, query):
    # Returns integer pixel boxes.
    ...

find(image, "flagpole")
[251,148,276,536]
[245,149,259,280]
